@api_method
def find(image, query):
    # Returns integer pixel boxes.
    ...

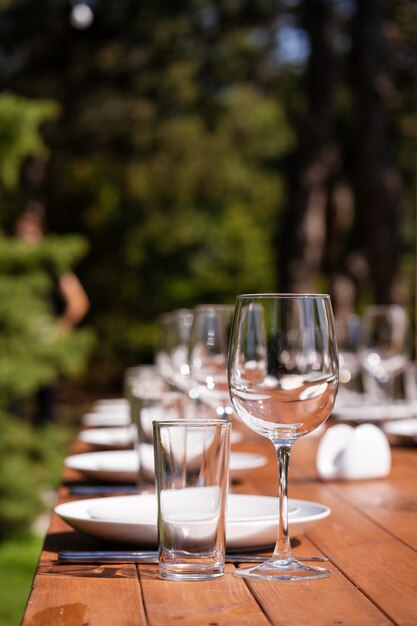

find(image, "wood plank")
[21,422,417,626]
[241,535,391,626]
[291,481,417,626]
[22,491,147,626]
[327,476,417,551]
[314,445,417,552]
[24,566,145,626]
[139,563,271,626]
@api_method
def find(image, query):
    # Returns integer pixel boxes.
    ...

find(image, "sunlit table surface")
[22,419,417,626]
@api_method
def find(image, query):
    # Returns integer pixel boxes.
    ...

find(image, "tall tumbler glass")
[153,419,231,581]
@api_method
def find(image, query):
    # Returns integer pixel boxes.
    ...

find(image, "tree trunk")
[279,0,339,293]
[352,0,402,305]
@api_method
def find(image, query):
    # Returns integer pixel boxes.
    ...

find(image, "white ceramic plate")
[78,427,243,448]
[333,400,417,423]
[65,449,267,483]
[82,412,131,428]
[382,418,417,442]
[55,493,331,549]
[79,427,137,449]
[93,399,129,411]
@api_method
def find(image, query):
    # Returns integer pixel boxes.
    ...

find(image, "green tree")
[0,0,293,377]
[0,92,92,537]
[0,234,93,405]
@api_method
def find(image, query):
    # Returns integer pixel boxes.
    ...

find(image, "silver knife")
[58,551,328,564]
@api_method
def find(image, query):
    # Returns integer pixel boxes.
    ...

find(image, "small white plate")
[382,418,417,443]
[79,427,137,449]
[55,493,331,549]
[333,400,417,423]
[82,412,131,428]
[78,427,243,448]
[93,399,129,411]
[65,449,267,483]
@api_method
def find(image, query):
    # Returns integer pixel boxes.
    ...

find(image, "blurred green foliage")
[0,533,43,626]
[28,2,295,374]
[0,0,414,378]
[0,93,58,191]
[0,410,74,539]
[0,91,92,539]
[0,235,93,404]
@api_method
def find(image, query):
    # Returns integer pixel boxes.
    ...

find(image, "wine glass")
[155,312,176,383]
[335,313,363,401]
[170,309,194,391]
[360,305,410,402]
[228,294,338,581]
[189,305,235,416]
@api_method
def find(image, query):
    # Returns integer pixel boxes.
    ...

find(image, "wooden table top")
[22,422,417,626]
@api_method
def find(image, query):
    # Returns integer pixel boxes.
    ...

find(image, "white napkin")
[316,423,391,480]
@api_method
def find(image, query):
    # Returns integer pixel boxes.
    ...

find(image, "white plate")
[82,412,131,428]
[65,449,267,483]
[79,427,137,449]
[382,418,417,442]
[93,399,129,411]
[333,400,417,423]
[78,427,243,448]
[230,430,243,444]
[55,493,330,549]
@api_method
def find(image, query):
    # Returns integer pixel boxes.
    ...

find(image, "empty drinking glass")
[335,314,363,400]
[228,294,338,581]
[360,305,410,401]
[189,305,234,416]
[154,419,231,581]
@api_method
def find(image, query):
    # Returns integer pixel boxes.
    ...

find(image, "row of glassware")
[335,304,414,403]
[154,305,235,415]
[121,295,339,581]
[146,302,414,409]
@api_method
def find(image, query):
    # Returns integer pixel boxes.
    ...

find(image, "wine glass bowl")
[189,304,235,416]
[170,308,194,389]
[228,294,338,581]
[335,314,363,398]
[360,305,410,401]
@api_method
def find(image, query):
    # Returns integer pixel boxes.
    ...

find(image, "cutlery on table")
[58,551,329,564]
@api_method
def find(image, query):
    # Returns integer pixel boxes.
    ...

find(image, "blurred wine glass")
[170,309,194,391]
[360,305,410,402]
[155,312,176,382]
[189,305,234,416]
[335,314,363,402]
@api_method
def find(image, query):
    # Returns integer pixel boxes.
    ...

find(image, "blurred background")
[0,0,415,622]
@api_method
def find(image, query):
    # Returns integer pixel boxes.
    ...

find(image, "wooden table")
[22,424,417,626]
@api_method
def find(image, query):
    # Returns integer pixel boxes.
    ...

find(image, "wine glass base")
[234,558,331,581]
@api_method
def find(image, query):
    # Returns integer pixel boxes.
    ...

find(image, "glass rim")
[236,293,330,299]
[153,419,231,428]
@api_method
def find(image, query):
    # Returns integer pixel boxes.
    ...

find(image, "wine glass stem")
[272,442,293,561]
